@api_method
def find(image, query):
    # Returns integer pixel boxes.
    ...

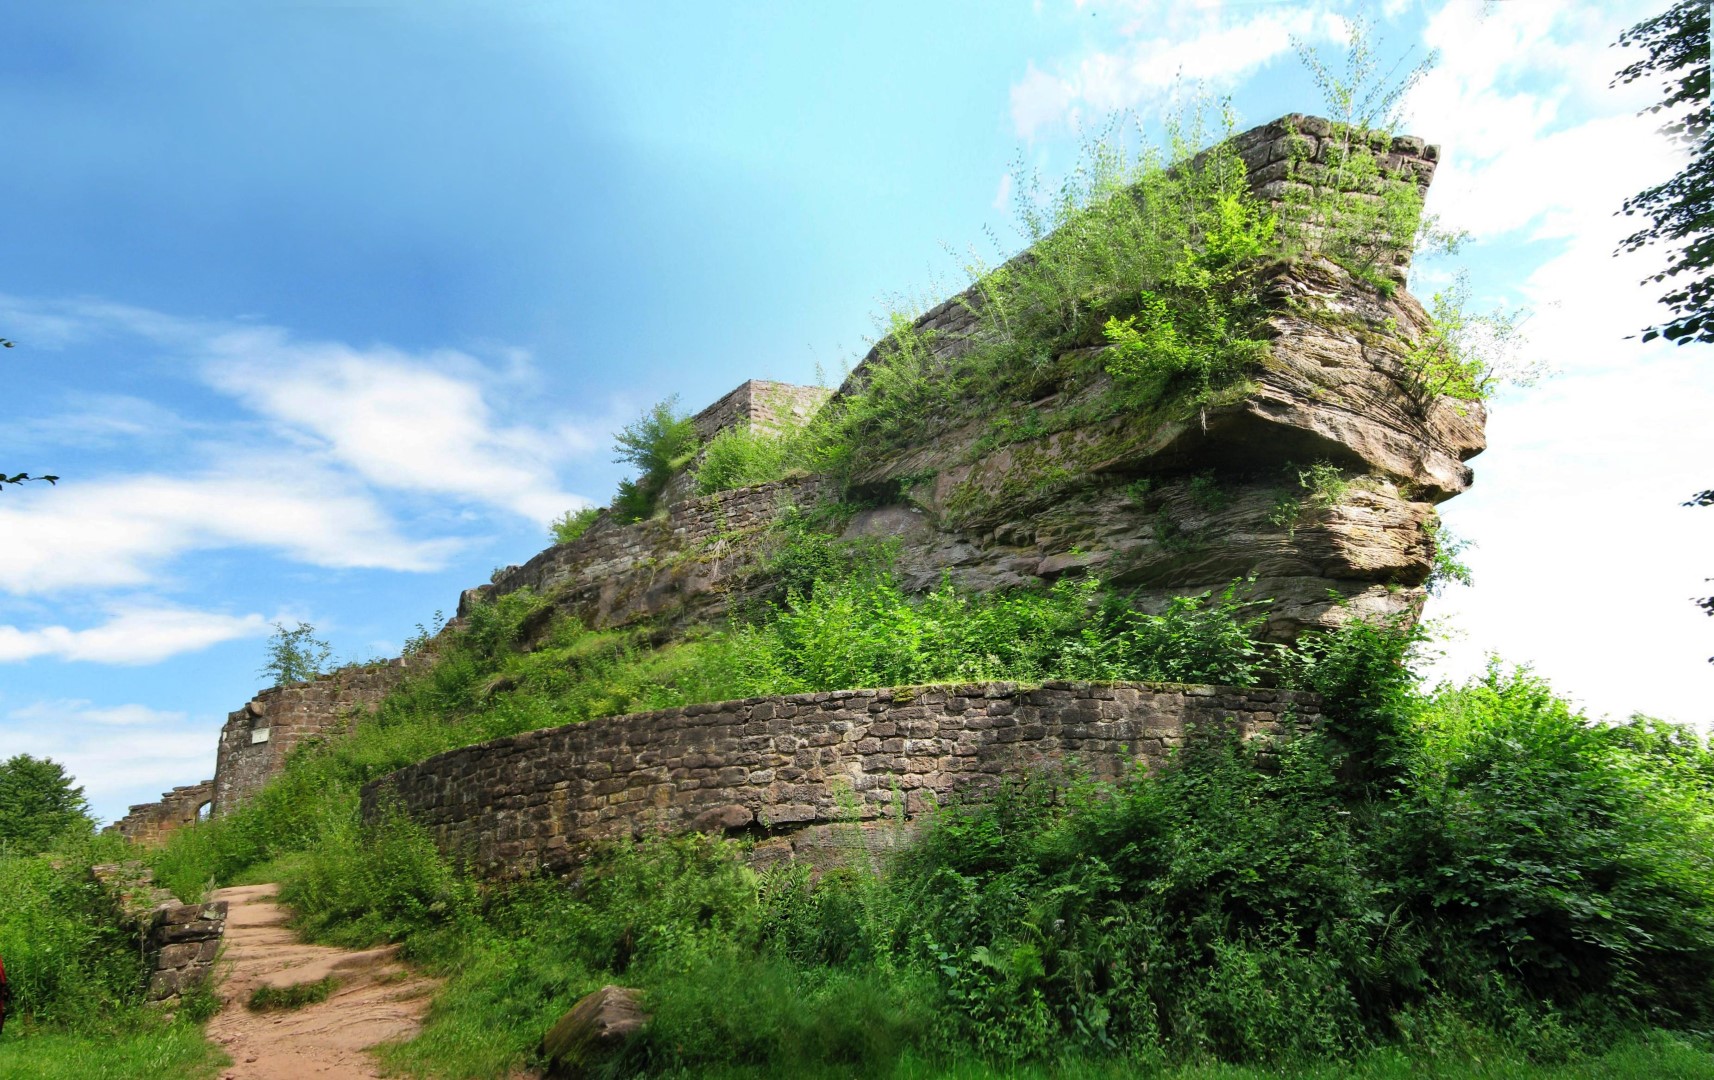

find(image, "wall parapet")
[361,680,1319,877]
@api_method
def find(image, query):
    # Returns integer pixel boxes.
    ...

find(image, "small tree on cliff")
[259,621,333,685]
[610,397,699,523]
[0,755,93,854]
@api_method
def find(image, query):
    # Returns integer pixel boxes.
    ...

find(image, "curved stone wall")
[361,681,1319,877]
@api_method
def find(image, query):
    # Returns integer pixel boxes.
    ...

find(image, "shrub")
[0,841,150,1033]
[549,506,600,545]
[611,397,699,522]
[259,621,332,686]
[695,423,800,495]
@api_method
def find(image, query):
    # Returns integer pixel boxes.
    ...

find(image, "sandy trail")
[205,883,439,1080]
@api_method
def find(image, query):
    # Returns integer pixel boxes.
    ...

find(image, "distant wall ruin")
[108,780,214,846]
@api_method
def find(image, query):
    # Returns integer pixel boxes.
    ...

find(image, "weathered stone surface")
[688,803,755,834]
[213,661,412,816]
[362,682,1318,878]
[467,476,835,631]
[541,985,649,1076]
[107,779,214,846]
[90,862,227,1005]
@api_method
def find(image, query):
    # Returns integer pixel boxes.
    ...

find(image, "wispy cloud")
[7,699,189,726]
[0,294,605,603]
[2,699,218,822]
[1009,3,1344,139]
[202,329,593,523]
[0,605,271,664]
[0,458,461,596]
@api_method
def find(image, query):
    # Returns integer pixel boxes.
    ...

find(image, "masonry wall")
[108,780,214,846]
[466,475,834,628]
[689,379,832,442]
[91,862,227,1007]
[213,661,411,816]
[362,681,1319,877]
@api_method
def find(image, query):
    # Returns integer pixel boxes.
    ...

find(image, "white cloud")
[0,605,271,664]
[0,458,461,596]
[0,293,608,600]
[7,699,188,726]
[201,328,592,523]
[2,699,218,823]
[1400,0,1714,729]
[0,395,198,454]
[1008,5,1342,139]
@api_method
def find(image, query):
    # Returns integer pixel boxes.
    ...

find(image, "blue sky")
[1,1,1708,822]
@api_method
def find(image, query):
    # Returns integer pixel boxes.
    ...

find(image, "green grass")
[640,1031,1714,1079]
[0,1023,224,1080]
[247,975,339,1012]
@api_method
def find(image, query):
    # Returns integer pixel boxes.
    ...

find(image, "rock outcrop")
[189,113,1482,822]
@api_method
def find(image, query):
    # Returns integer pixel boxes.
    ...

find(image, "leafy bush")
[0,833,164,1036]
[720,572,1269,696]
[1378,667,1714,1028]
[549,506,601,545]
[611,397,700,522]
[258,621,332,686]
[695,423,802,494]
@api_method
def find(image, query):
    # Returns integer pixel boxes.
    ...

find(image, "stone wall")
[661,379,831,512]
[466,475,835,629]
[362,681,1318,877]
[91,862,227,1008]
[212,661,411,817]
[108,780,214,846]
[689,379,832,442]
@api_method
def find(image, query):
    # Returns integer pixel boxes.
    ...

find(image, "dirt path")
[205,884,439,1080]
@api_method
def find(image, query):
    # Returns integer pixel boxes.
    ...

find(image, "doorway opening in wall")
[195,801,212,822]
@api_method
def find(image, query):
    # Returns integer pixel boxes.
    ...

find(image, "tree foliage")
[258,621,333,686]
[1616,0,1714,344]
[0,755,93,854]
[611,397,699,522]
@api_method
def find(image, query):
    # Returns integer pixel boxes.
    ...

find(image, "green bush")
[611,397,700,522]
[695,423,803,495]
[549,506,601,545]
[0,833,169,1038]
